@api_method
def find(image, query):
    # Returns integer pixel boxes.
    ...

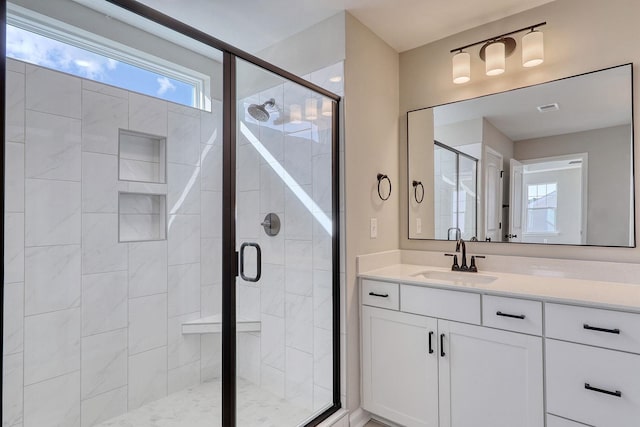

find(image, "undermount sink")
[411,270,498,285]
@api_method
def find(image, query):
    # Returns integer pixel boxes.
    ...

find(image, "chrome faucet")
[447,227,461,241]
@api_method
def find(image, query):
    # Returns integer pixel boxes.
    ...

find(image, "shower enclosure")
[433,141,478,240]
[1,1,341,426]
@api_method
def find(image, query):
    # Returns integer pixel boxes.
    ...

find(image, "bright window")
[6,23,202,109]
[526,183,557,233]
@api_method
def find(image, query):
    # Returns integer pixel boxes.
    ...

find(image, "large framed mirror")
[408,64,634,247]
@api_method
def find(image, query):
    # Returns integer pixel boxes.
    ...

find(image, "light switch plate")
[370,218,378,239]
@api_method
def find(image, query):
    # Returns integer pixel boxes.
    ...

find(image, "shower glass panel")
[434,142,478,240]
[235,58,336,425]
[3,1,224,425]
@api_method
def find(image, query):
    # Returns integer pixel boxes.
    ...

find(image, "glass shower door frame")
[0,1,341,426]
[224,54,342,426]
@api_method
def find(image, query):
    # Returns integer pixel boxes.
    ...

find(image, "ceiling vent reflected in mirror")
[537,103,559,113]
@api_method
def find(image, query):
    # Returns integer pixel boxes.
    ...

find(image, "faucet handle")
[469,255,486,272]
[444,253,459,271]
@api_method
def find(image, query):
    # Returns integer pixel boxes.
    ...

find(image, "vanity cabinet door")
[438,320,544,427]
[361,306,439,427]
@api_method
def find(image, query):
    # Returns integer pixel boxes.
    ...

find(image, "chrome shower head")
[248,98,276,122]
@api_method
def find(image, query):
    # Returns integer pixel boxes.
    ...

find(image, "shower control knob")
[261,213,281,237]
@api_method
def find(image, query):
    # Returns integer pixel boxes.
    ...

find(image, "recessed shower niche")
[118,192,167,242]
[119,129,167,183]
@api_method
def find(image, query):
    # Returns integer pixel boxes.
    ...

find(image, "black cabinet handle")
[368,292,389,298]
[583,324,620,334]
[428,331,434,354]
[585,383,622,397]
[440,333,446,357]
[496,311,526,320]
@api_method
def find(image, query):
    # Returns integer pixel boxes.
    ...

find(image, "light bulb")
[452,51,471,84]
[485,41,506,76]
[522,30,544,67]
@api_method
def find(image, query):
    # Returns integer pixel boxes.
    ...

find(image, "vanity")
[358,260,640,427]
[378,61,639,426]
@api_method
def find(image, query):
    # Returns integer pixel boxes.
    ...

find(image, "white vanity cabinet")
[438,320,543,427]
[361,281,544,427]
[361,305,439,427]
[545,303,640,427]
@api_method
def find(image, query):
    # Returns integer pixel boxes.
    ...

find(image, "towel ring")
[377,173,392,201]
[412,180,424,204]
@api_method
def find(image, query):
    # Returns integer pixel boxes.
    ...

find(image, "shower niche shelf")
[119,129,166,183]
[119,192,167,242]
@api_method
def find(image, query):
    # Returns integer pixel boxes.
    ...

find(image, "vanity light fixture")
[450,22,546,84]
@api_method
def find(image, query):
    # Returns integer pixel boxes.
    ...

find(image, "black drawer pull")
[496,311,526,320]
[585,383,622,398]
[368,292,389,298]
[583,324,620,334]
[440,333,446,357]
[428,331,434,354]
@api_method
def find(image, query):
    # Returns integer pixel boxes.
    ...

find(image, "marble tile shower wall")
[235,63,343,413]
[2,59,223,427]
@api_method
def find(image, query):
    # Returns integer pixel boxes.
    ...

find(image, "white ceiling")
[135,0,555,53]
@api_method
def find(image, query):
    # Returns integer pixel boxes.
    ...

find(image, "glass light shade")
[485,41,505,76]
[290,104,302,123]
[305,98,318,120]
[322,98,332,116]
[329,75,342,82]
[522,30,544,67]
[452,51,471,84]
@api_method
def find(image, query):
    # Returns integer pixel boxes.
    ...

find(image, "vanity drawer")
[546,339,640,427]
[546,303,640,353]
[361,280,399,310]
[400,285,480,324]
[482,295,542,335]
[547,414,591,427]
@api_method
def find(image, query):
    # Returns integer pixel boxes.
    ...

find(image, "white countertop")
[359,264,640,312]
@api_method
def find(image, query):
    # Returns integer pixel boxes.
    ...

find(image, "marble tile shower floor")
[95,378,315,427]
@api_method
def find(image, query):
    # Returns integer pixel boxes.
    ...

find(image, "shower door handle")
[239,242,262,282]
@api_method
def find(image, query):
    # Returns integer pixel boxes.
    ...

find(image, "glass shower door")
[233,58,337,426]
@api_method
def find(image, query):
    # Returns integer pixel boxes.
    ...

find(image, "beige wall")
[344,12,400,411]
[408,109,435,238]
[400,0,640,261]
